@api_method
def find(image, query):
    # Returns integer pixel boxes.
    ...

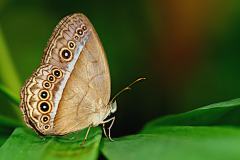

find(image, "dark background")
[1,0,240,137]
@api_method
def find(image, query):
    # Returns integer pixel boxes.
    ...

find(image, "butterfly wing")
[20,13,111,135]
[53,14,111,135]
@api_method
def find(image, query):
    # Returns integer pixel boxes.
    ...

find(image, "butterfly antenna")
[109,77,146,104]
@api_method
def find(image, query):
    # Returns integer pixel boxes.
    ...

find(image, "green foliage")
[0,26,23,147]
[102,126,240,160]
[1,33,240,159]
[0,127,102,160]
[101,98,240,160]
[144,98,240,128]
[0,27,21,96]
[2,85,240,159]
[0,2,240,160]
[0,84,19,106]
[0,27,21,121]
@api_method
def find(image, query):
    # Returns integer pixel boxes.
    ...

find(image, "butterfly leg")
[81,125,92,146]
[102,116,115,141]
[107,117,115,141]
[102,123,108,138]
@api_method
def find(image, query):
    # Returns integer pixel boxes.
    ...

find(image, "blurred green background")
[1,0,240,137]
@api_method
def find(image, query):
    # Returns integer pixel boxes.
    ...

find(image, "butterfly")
[19,13,144,142]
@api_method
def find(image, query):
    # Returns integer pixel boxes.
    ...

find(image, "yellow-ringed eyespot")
[52,68,63,78]
[74,34,79,41]
[41,115,50,124]
[82,25,87,31]
[59,48,73,62]
[43,81,52,89]
[39,89,51,100]
[76,28,83,36]
[68,41,75,50]
[37,101,52,114]
[47,74,56,83]
[44,125,50,130]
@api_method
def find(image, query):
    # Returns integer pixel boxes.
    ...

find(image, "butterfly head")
[109,100,117,114]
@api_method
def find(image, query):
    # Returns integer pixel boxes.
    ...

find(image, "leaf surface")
[102,126,240,160]
[0,127,102,160]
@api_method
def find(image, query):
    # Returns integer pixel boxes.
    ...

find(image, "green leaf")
[0,127,102,160]
[0,127,13,147]
[102,126,240,160]
[0,136,8,147]
[0,28,21,120]
[0,113,23,147]
[0,115,23,147]
[0,84,20,106]
[0,27,21,97]
[144,98,240,130]
[0,115,22,128]
[0,84,21,120]
[101,98,240,160]
[0,85,22,146]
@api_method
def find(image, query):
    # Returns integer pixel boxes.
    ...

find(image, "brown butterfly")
[19,13,144,142]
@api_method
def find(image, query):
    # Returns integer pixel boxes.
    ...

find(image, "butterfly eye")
[68,41,75,49]
[39,90,50,100]
[41,115,50,123]
[60,48,73,62]
[76,28,83,36]
[43,81,52,89]
[38,101,52,114]
[47,75,56,83]
[52,68,63,78]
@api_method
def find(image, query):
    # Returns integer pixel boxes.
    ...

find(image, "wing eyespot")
[82,25,87,31]
[41,115,50,124]
[44,125,50,130]
[47,75,56,83]
[52,68,63,79]
[76,28,83,36]
[68,41,75,50]
[43,81,52,89]
[37,101,52,114]
[39,89,51,100]
[59,48,73,62]
[74,34,79,41]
